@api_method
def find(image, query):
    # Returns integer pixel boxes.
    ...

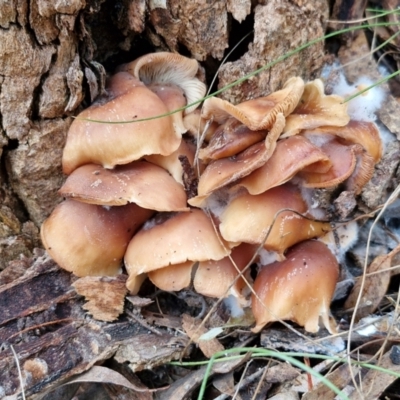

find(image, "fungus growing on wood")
[189,113,286,207]
[198,118,267,162]
[252,240,339,334]
[121,52,206,114]
[308,120,382,163]
[282,79,350,137]
[201,76,304,130]
[41,58,383,333]
[234,135,331,195]
[62,72,181,174]
[59,161,189,211]
[41,199,153,276]
[298,136,358,188]
[124,209,232,292]
[219,184,331,257]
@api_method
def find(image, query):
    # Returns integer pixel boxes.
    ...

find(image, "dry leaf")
[212,371,235,397]
[344,244,400,321]
[157,352,250,400]
[61,365,152,392]
[73,275,128,322]
[182,313,224,358]
[126,295,154,308]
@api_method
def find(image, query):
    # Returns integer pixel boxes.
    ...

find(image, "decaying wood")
[0,254,188,398]
[217,0,329,103]
[73,275,128,322]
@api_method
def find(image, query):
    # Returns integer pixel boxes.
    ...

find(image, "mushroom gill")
[201,76,304,130]
[282,79,350,137]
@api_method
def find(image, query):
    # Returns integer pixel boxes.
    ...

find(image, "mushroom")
[189,113,286,207]
[306,120,382,163]
[121,52,206,114]
[281,79,350,137]
[251,240,339,333]
[198,118,267,162]
[234,135,331,195]
[58,161,189,211]
[62,71,181,174]
[298,135,358,189]
[125,209,233,292]
[219,184,331,258]
[41,199,153,276]
[201,77,304,130]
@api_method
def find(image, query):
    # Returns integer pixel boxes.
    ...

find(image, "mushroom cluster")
[41,52,382,334]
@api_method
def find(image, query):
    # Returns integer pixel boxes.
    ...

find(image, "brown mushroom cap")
[219,184,331,257]
[41,199,153,276]
[194,243,257,305]
[306,120,382,163]
[62,72,181,175]
[282,79,350,137]
[121,52,206,114]
[298,135,357,189]
[234,135,331,195]
[199,118,267,162]
[251,240,339,334]
[125,209,232,292]
[59,161,189,211]
[189,113,285,207]
[201,77,304,130]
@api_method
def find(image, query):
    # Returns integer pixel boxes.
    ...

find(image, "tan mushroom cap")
[235,135,331,195]
[194,243,257,305]
[219,184,331,257]
[201,77,304,130]
[189,113,285,207]
[145,138,196,185]
[307,120,382,163]
[41,199,153,277]
[62,72,181,175]
[125,209,232,292]
[282,79,350,137]
[199,118,267,162]
[298,136,357,189]
[252,240,339,334]
[148,261,196,292]
[59,161,189,212]
[121,52,207,114]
